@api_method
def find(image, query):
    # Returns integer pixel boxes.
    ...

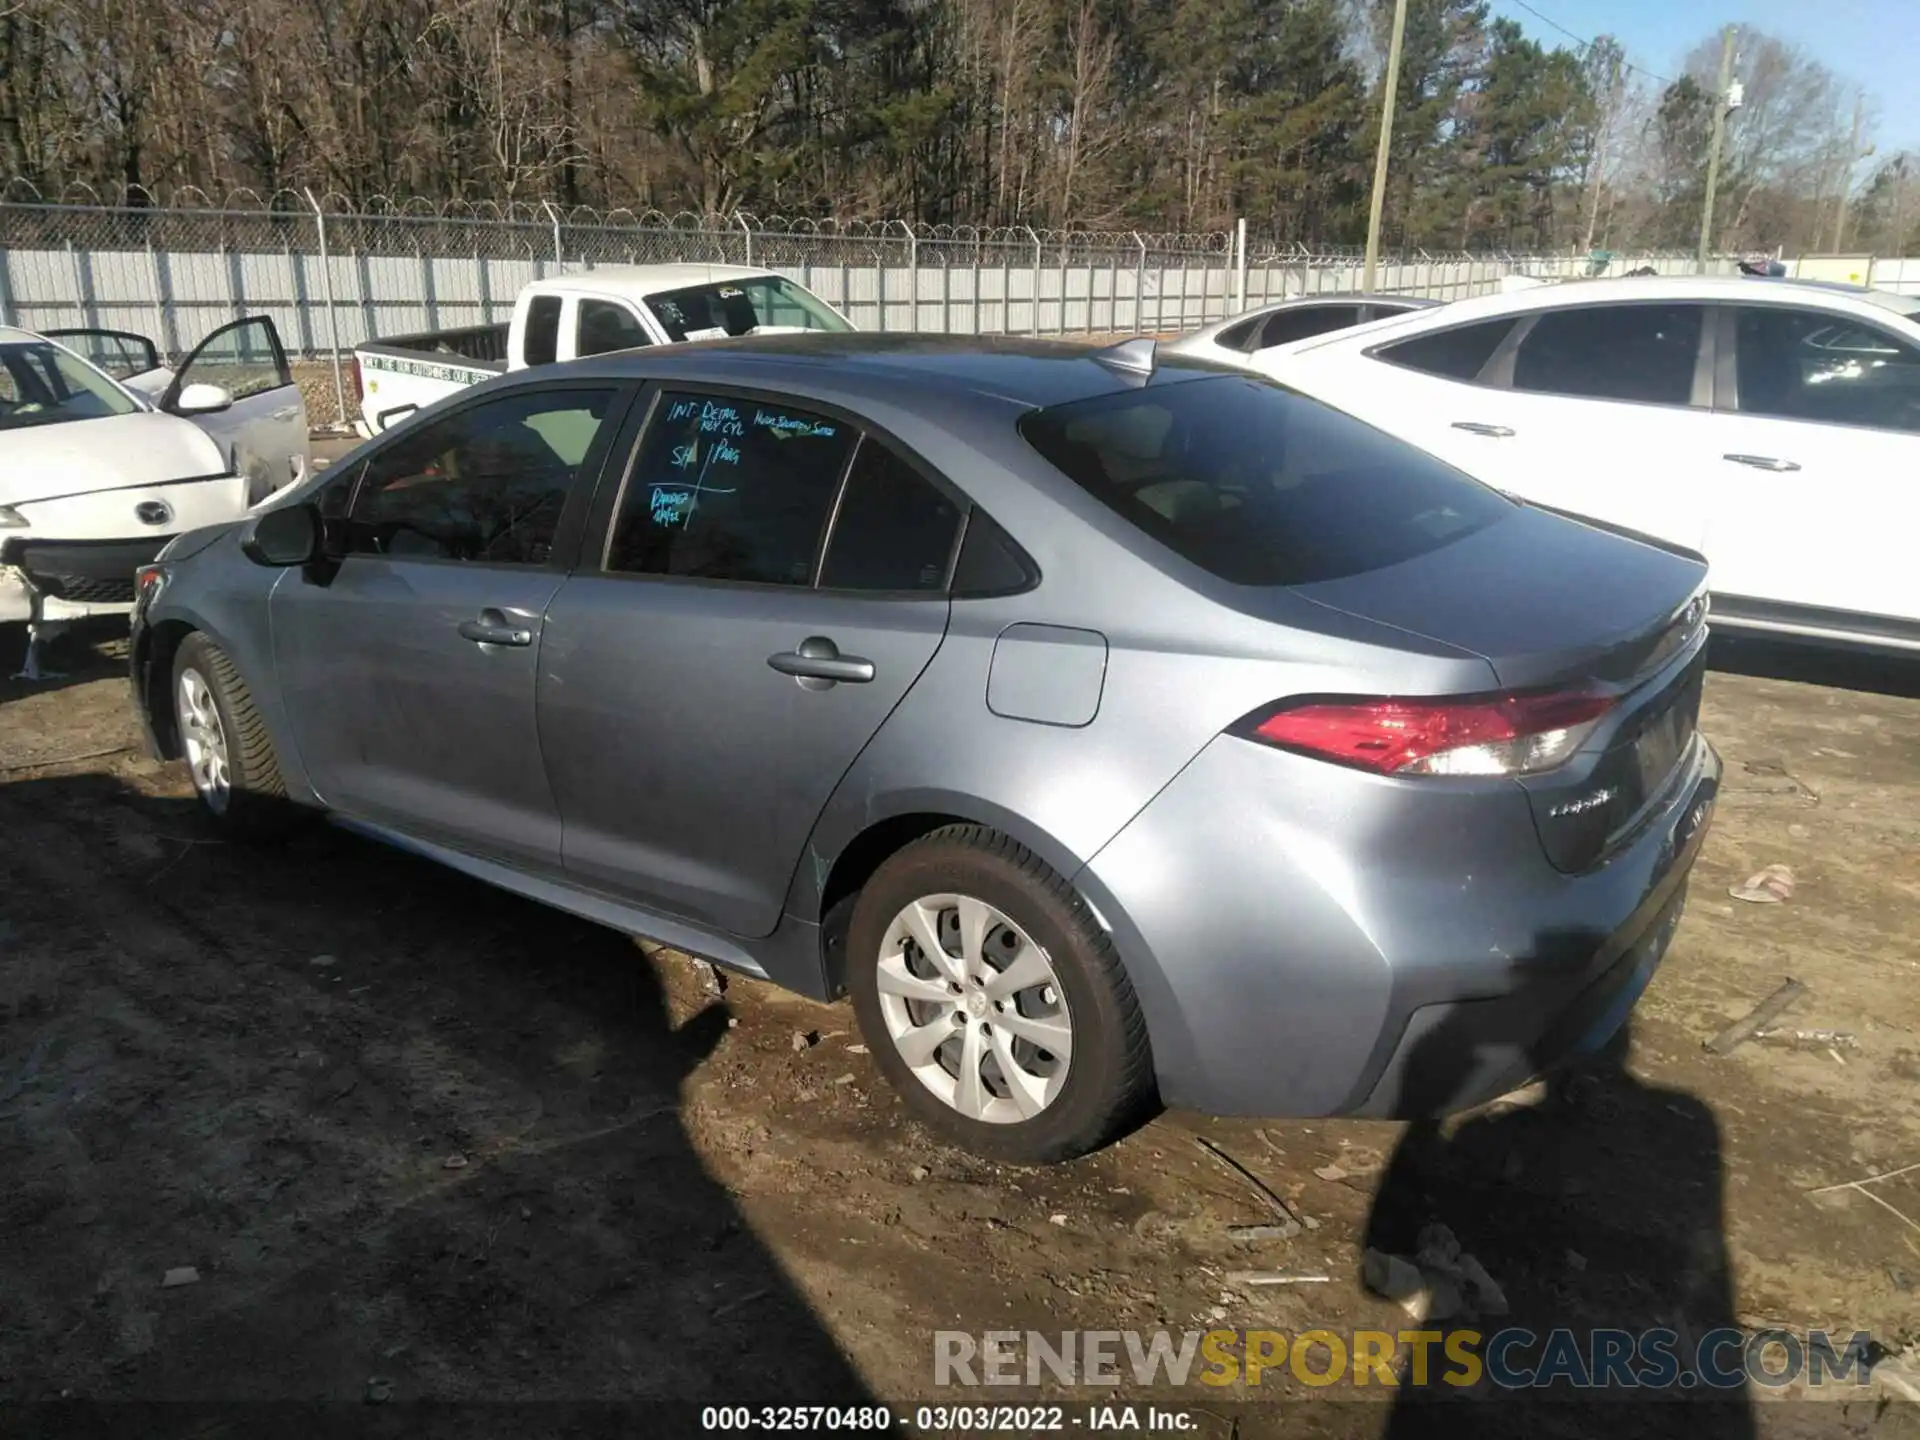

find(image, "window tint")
[1257,305,1363,349]
[523,295,562,367]
[1735,306,1920,434]
[345,387,617,564]
[1019,374,1510,587]
[1378,320,1513,381]
[606,392,855,584]
[576,299,651,357]
[1214,316,1265,352]
[951,512,1034,596]
[818,441,961,592]
[1512,304,1703,405]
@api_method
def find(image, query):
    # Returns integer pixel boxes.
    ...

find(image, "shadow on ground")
[0,770,872,1429]
[1708,633,1920,701]
[1365,996,1752,1438]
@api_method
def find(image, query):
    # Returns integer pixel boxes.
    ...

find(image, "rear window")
[1017,375,1511,587]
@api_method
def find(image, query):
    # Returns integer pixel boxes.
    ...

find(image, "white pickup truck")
[351,264,855,435]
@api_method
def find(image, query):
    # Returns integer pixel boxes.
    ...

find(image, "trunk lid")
[1288,502,1708,691]
[1291,502,1711,873]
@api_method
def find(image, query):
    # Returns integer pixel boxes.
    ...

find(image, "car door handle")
[271,406,300,421]
[768,636,875,686]
[457,609,534,647]
[1723,453,1801,473]
[1451,421,1516,437]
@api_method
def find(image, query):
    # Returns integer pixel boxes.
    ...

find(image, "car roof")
[1181,292,1436,339]
[530,264,779,297]
[0,325,46,344]
[518,332,1232,413]
[1276,271,1920,354]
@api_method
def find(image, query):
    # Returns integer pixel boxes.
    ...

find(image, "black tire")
[171,632,305,840]
[846,825,1155,1164]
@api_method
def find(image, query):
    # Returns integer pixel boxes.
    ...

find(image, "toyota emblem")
[135,500,173,527]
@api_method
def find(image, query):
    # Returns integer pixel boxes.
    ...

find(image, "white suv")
[1249,275,1920,654]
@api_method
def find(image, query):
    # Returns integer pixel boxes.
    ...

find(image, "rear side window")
[818,441,962,592]
[1512,304,1703,406]
[1258,305,1363,349]
[523,296,562,367]
[1377,320,1513,381]
[1734,305,1920,433]
[1214,316,1265,352]
[1019,375,1511,587]
[606,391,854,585]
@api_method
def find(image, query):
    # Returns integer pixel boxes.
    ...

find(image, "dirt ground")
[1,623,1918,1438]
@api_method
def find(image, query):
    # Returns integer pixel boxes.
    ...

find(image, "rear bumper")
[1078,729,1720,1120]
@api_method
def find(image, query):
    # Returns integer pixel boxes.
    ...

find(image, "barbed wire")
[0,179,1695,264]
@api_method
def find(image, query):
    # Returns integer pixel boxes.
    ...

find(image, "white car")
[1165,293,1436,365]
[1,318,308,662]
[352,265,855,436]
[1249,275,1920,654]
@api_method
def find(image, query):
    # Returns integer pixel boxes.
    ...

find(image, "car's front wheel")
[173,632,301,839]
[847,825,1154,1163]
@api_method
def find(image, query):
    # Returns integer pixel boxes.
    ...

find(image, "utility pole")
[1697,24,1737,273]
[1828,96,1867,253]
[1363,0,1410,292]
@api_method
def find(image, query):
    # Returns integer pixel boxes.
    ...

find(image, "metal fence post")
[1234,218,1248,313]
[544,200,563,270]
[303,188,349,430]
[1133,233,1146,334]
[739,213,752,267]
[902,221,918,331]
[1027,227,1042,335]
[0,236,15,328]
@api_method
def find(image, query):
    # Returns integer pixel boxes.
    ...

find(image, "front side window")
[577,299,652,357]
[1020,374,1511,587]
[1376,320,1514,382]
[1734,305,1920,434]
[606,391,855,584]
[345,387,618,564]
[1512,304,1704,406]
[180,317,290,401]
[0,342,139,430]
[646,277,853,343]
[818,440,962,592]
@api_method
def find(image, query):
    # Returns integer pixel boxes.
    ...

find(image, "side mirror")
[173,382,234,415]
[240,502,321,568]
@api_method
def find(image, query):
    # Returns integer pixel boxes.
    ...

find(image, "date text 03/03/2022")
[698,1404,1197,1432]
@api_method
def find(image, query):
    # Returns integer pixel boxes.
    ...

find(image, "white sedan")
[1248,274,1920,654]
[1165,293,1436,365]
[1,319,308,671]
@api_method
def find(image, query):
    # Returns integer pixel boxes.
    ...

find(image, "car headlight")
[0,505,27,529]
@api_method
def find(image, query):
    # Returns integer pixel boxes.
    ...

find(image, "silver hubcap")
[876,894,1072,1125]
[177,668,231,813]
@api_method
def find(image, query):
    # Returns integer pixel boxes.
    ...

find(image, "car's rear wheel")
[173,632,301,839]
[847,825,1154,1163]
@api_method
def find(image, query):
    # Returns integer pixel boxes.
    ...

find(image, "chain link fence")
[2,183,1709,427]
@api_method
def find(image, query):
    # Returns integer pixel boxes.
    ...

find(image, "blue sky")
[1488,0,1920,158]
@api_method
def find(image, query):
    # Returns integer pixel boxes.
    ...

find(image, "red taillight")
[1250,688,1616,777]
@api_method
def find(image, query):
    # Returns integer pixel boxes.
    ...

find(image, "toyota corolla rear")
[1018,368,1719,1120]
